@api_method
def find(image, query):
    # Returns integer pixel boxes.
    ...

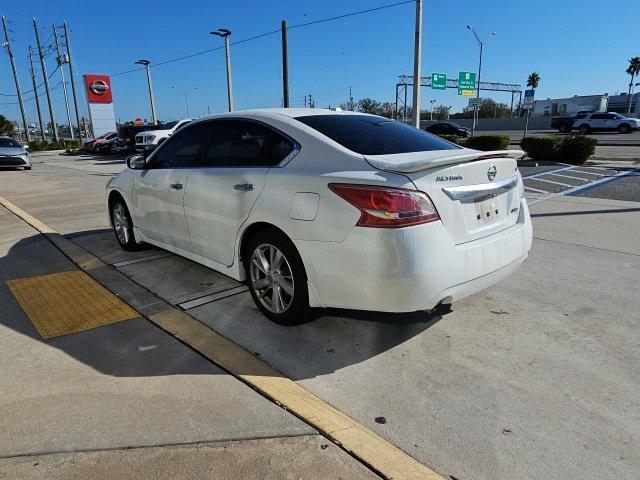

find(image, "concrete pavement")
[0,193,379,478]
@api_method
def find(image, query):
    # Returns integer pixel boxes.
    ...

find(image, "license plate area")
[474,194,506,224]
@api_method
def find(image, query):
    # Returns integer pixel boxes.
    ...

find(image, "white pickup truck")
[135,119,191,151]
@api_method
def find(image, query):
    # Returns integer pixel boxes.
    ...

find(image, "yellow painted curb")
[0,195,445,480]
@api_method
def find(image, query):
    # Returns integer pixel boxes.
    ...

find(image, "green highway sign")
[431,73,446,90]
[458,71,476,96]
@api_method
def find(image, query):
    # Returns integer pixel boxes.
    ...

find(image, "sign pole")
[411,0,423,127]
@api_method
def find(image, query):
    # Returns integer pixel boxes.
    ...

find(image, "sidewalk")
[0,206,378,479]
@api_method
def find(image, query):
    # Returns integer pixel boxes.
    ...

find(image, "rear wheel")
[618,123,631,134]
[579,124,591,135]
[245,229,310,325]
[558,124,570,133]
[110,198,138,251]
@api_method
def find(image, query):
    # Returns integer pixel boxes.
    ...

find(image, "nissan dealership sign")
[83,74,116,137]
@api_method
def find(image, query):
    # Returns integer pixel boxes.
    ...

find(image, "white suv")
[135,119,191,151]
[573,112,640,134]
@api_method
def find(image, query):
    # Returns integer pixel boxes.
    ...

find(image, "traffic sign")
[523,89,535,109]
[468,98,481,107]
[458,71,476,96]
[431,73,446,90]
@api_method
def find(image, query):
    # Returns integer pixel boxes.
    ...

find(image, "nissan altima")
[106,109,532,325]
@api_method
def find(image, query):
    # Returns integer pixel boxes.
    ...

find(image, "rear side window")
[151,123,209,168]
[295,114,460,155]
[202,119,294,167]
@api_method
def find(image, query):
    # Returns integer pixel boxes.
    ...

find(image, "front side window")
[591,113,607,119]
[150,123,209,168]
[202,119,294,167]
[295,114,460,155]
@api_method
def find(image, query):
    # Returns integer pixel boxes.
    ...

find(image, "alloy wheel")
[249,244,295,314]
[112,203,130,245]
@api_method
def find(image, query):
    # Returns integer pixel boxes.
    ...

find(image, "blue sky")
[1,0,638,124]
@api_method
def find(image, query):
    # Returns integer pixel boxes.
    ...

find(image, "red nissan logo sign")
[84,74,113,103]
[90,80,109,95]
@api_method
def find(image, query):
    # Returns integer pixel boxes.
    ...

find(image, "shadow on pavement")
[1,228,442,380]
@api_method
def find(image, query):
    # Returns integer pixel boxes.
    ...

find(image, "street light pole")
[429,99,436,120]
[281,20,289,108]
[211,29,234,112]
[411,0,423,128]
[135,60,157,124]
[466,26,495,135]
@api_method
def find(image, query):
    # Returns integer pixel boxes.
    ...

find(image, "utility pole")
[349,86,354,111]
[309,94,314,108]
[135,59,157,124]
[2,16,30,141]
[304,94,307,108]
[281,20,289,108]
[28,46,45,141]
[411,0,423,128]
[34,18,58,142]
[53,24,73,139]
[63,22,83,141]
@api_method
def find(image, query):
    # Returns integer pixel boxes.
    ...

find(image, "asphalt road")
[1,153,639,479]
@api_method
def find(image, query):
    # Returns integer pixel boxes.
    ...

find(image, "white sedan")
[107,109,532,325]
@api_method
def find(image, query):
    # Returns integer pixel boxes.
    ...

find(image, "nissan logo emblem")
[487,165,497,182]
[90,80,109,95]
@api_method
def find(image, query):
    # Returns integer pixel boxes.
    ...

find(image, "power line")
[111,0,415,75]
[288,0,415,30]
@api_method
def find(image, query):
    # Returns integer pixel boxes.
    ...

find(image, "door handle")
[170,183,183,190]
[233,183,255,192]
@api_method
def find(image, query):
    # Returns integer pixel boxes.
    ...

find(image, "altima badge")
[487,165,497,182]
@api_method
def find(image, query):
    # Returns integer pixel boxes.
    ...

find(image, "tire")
[618,123,631,134]
[110,197,138,251]
[244,228,310,325]
[578,124,591,135]
[558,124,570,133]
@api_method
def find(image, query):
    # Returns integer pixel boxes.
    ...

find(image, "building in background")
[533,92,639,117]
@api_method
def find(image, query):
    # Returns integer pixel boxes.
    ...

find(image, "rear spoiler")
[366,149,526,174]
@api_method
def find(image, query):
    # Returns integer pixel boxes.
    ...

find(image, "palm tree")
[625,57,640,113]
[526,72,541,89]
[0,115,15,137]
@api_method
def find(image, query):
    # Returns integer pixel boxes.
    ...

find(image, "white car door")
[131,123,209,251]
[184,118,298,267]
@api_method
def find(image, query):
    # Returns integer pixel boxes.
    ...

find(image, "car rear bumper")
[296,198,533,312]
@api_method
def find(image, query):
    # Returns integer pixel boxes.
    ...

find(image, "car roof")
[193,108,378,122]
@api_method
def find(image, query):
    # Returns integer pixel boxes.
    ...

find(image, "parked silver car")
[0,136,31,170]
[573,112,640,134]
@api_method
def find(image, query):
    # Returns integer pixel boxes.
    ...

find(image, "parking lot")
[1,152,639,479]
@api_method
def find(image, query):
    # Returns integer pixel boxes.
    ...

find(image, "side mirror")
[127,155,146,170]
[23,145,30,151]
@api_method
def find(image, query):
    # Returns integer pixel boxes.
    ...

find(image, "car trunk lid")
[365,149,524,244]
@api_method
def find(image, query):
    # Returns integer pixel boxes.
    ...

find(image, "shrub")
[520,137,562,161]
[557,135,596,165]
[435,134,466,146]
[520,136,597,164]
[465,134,510,151]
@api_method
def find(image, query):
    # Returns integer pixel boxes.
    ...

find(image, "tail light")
[329,183,440,228]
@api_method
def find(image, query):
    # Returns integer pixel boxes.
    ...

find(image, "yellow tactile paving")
[7,270,139,339]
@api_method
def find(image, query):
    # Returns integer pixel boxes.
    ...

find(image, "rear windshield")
[295,114,460,155]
